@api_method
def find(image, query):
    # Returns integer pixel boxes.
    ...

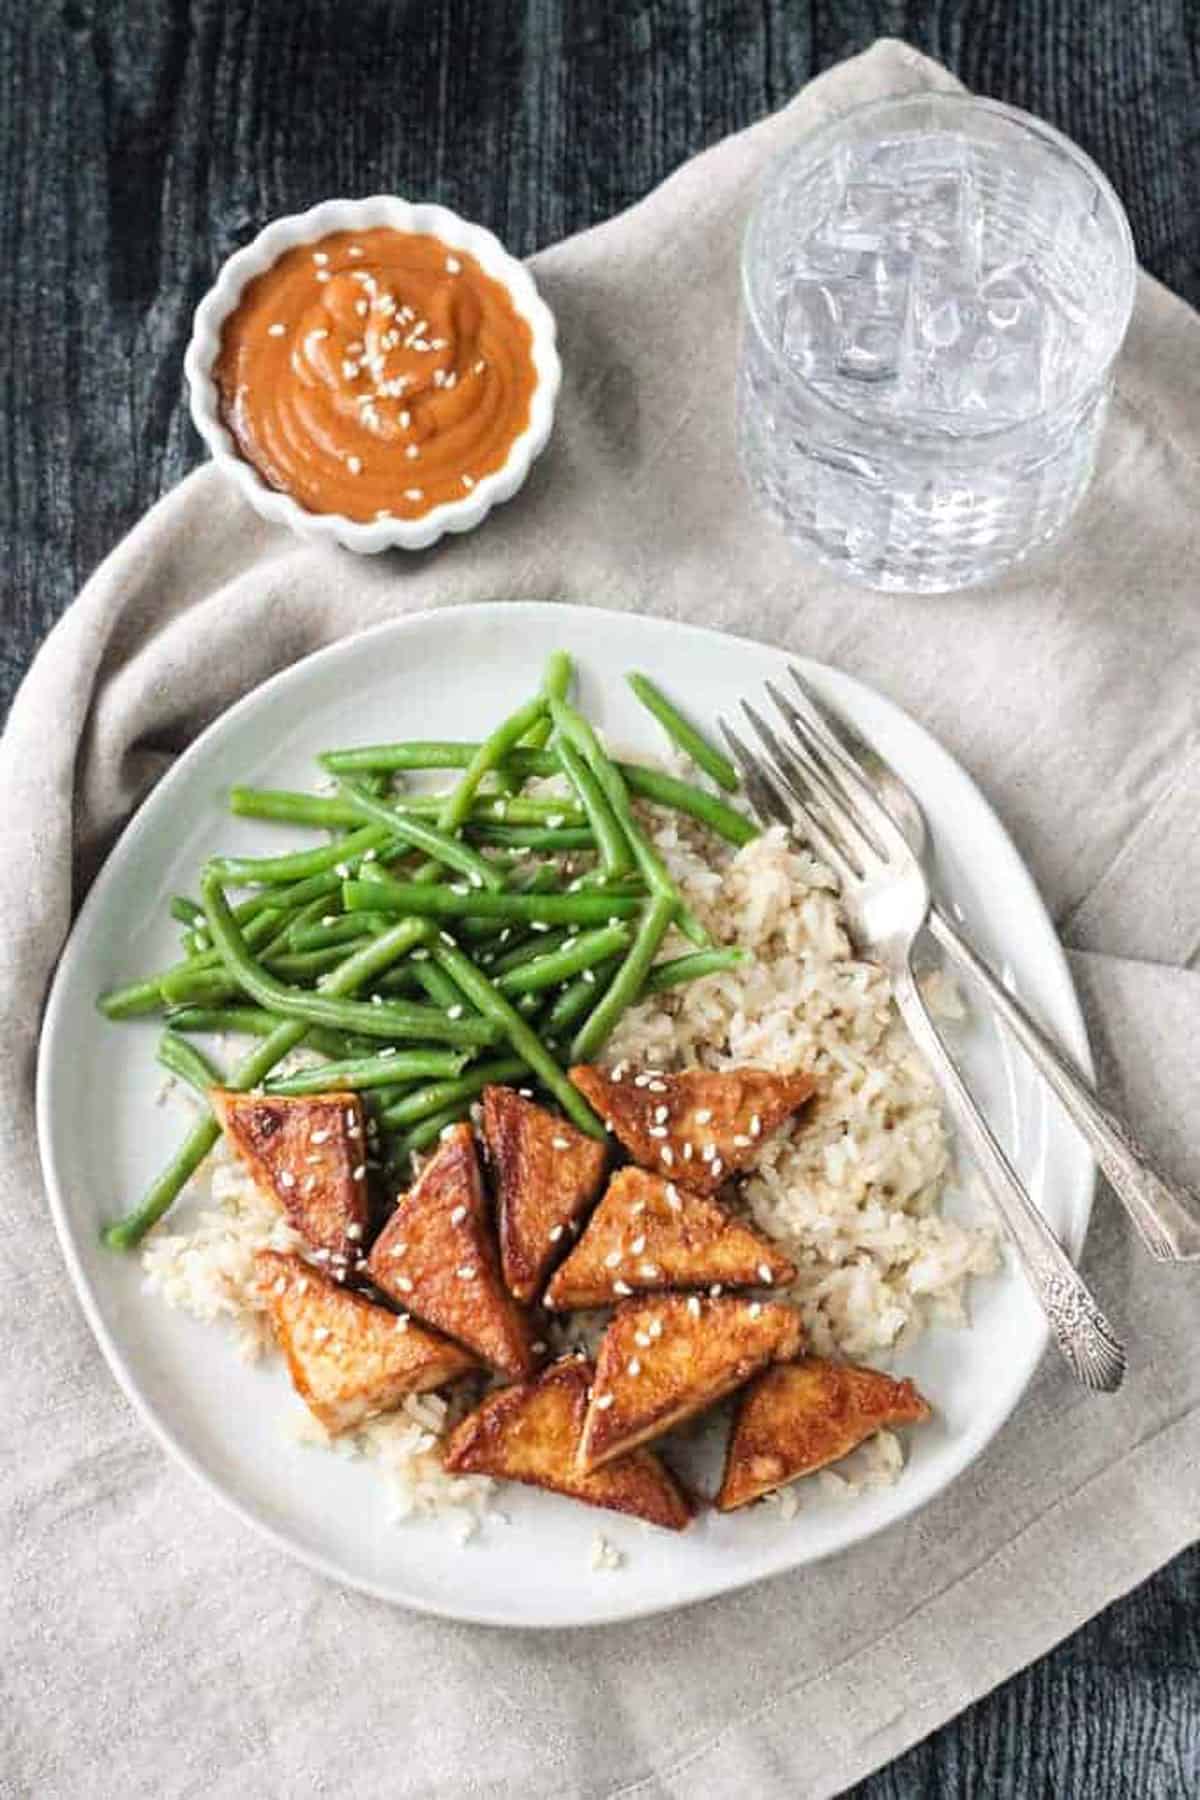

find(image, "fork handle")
[892,964,1126,1393]
[928,904,1200,1263]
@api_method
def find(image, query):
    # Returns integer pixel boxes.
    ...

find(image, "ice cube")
[911,267,1047,424]
[779,277,842,376]
[832,251,913,385]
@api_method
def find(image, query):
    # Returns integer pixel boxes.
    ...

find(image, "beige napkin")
[4,39,1200,1799]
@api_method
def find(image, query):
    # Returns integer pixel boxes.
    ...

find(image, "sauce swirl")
[214,228,537,523]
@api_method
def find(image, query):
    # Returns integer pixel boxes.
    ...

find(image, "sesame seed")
[315,270,331,283]
[612,1279,632,1297]
[461,473,475,490]
[406,444,420,460]
[278,1170,295,1189]
[630,1200,646,1216]
[758,1264,774,1284]
[709,1283,723,1297]
[711,1157,724,1177]
[749,1302,763,1319]
[313,1326,331,1343]
[749,1114,762,1137]
[631,1235,646,1255]
[312,1248,330,1261]
[660,1146,675,1166]
[375,509,392,520]
[647,1079,668,1093]
[439,931,456,946]
[473,359,486,374]
[594,1394,615,1411]
[273,1275,287,1295]
[695,1108,713,1125]
[532,1340,547,1354]
[457,1265,477,1281]
[355,299,368,317]
[399,409,412,427]
[604,1250,622,1269]
[346,1221,363,1241]
[549,1224,565,1242]
[639,1262,660,1280]
[682,1143,694,1161]
[733,1134,752,1148]
[648,1125,668,1139]
[552,1137,569,1150]
[310,1129,330,1146]
[665,1183,682,1211]
[634,1074,651,1088]
[312,251,329,265]
[346,456,363,475]
[687,1296,701,1318]
[303,1176,316,1193]
[447,1004,464,1020]
[390,1243,408,1258]
[394,1314,409,1331]
[635,1331,651,1348]
[351,1166,366,1183]
[627,1358,641,1376]
[445,255,462,273]
[297,1277,309,1294]
[396,1276,414,1293]
[653,1105,669,1124]
[267,322,286,337]
[648,1318,663,1339]
[582,969,596,985]
[701,1143,716,1162]
[378,1047,396,1059]
[404,488,425,502]
[347,245,364,258]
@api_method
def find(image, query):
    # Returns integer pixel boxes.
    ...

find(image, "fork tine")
[764,681,890,864]
[787,664,889,783]
[718,717,794,833]
[778,672,911,858]
[738,702,860,886]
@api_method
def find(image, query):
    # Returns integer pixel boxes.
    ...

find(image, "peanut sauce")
[214,228,538,523]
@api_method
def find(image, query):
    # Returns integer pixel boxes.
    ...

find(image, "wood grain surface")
[3,3,1198,1794]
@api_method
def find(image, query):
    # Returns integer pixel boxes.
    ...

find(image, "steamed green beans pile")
[99,654,756,1250]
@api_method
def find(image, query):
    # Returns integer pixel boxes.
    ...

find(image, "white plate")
[37,602,1093,1628]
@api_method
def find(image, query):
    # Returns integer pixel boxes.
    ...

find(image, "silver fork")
[721,695,1127,1394]
[785,664,1200,1265]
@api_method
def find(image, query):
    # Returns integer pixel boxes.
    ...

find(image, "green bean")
[466,824,595,851]
[102,1018,308,1251]
[489,926,573,975]
[434,695,548,831]
[342,875,641,927]
[626,672,739,792]
[207,823,393,887]
[571,894,676,1061]
[289,913,387,952]
[496,924,631,996]
[619,764,757,848]
[156,1030,225,1098]
[555,738,634,879]
[170,897,205,929]
[643,946,750,993]
[549,697,708,947]
[431,939,604,1138]
[266,945,357,981]
[156,968,241,1009]
[266,1047,467,1095]
[165,1006,281,1037]
[230,787,362,830]
[410,957,471,1011]
[320,742,756,848]
[337,779,505,892]
[388,1102,473,1160]
[379,1055,528,1128]
[542,957,622,1038]
[498,648,572,794]
[200,877,495,1045]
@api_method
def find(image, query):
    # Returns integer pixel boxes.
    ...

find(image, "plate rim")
[35,600,1094,1628]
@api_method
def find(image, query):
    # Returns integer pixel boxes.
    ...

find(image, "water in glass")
[738,97,1135,592]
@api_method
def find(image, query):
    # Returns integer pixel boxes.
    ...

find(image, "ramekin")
[184,196,561,554]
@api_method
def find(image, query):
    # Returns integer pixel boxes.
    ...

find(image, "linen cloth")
[3,37,1200,1798]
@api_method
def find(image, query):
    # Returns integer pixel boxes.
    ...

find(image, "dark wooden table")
[4,3,1198,1792]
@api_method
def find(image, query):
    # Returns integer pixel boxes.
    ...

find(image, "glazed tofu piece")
[717,1358,932,1511]
[255,1250,478,1435]
[569,1065,815,1194]
[365,1123,540,1380]
[543,1166,796,1309]
[212,1089,369,1265]
[480,1085,608,1303]
[579,1294,804,1473]
[444,1354,693,1531]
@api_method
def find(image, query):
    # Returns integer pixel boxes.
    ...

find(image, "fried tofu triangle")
[481,1085,608,1303]
[544,1166,796,1309]
[212,1090,368,1263]
[717,1358,932,1512]
[580,1295,804,1473]
[444,1355,693,1531]
[255,1250,478,1436]
[366,1123,540,1380]
[570,1065,815,1194]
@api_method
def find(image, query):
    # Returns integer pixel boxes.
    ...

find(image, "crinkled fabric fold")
[3,38,1199,1800]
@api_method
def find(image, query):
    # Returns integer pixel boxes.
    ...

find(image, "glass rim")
[740,90,1138,453]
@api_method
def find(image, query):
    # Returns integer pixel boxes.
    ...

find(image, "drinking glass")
[736,94,1137,593]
